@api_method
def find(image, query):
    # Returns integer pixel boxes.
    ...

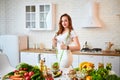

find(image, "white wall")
[0,0,6,34]
[1,0,120,50]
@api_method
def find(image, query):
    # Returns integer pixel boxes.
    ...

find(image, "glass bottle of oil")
[40,58,45,72]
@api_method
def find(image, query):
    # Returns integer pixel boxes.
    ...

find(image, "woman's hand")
[61,42,67,50]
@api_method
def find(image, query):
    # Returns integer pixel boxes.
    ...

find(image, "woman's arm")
[69,36,80,51]
[60,36,80,51]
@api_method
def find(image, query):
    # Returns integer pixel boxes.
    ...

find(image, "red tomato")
[23,68,28,71]
[46,77,54,80]
[19,68,23,71]
[29,71,34,77]
[14,70,19,73]
[25,76,31,80]
[24,72,29,77]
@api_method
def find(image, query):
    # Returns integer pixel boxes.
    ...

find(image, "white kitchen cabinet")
[40,53,50,67]
[103,56,120,76]
[20,52,40,66]
[41,54,79,68]
[20,52,57,68]
[25,3,55,30]
[79,55,103,69]
[20,51,120,77]
[72,55,79,68]
[48,54,57,65]
[41,53,57,68]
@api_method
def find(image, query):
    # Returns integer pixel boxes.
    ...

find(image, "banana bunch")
[79,62,94,71]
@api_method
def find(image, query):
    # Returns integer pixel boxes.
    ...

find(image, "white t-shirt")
[55,30,77,68]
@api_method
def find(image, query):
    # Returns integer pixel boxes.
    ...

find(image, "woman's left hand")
[61,42,67,50]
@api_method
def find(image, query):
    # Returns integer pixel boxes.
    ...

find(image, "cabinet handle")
[38,54,41,63]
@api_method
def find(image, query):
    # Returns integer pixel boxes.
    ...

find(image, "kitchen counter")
[20,48,120,56]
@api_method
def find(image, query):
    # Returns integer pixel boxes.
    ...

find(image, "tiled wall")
[0,0,6,34]
[0,0,120,50]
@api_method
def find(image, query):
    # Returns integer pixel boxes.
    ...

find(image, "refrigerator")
[0,35,28,67]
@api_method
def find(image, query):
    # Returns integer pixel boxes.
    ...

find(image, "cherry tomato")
[23,68,28,71]
[25,76,31,80]
[24,72,29,77]
[19,68,23,70]
[14,70,19,73]
[29,71,34,77]
[46,77,54,80]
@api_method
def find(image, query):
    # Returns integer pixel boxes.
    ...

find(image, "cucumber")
[7,71,14,75]
[3,71,14,79]
[31,73,40,79]
[36,76,41,80]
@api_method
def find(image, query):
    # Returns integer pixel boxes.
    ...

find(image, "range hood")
[82,0,102,27]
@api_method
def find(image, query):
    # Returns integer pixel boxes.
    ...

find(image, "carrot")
[10,77,24,80]
[10,75,20,78]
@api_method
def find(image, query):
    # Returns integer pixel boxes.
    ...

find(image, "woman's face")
[61,16,69,28]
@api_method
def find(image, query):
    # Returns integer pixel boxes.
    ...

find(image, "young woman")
[52,13,80,68]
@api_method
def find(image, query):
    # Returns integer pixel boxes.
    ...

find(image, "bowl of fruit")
[51,62,62,78]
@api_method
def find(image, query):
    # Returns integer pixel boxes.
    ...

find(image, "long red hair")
[57,13,73,35]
